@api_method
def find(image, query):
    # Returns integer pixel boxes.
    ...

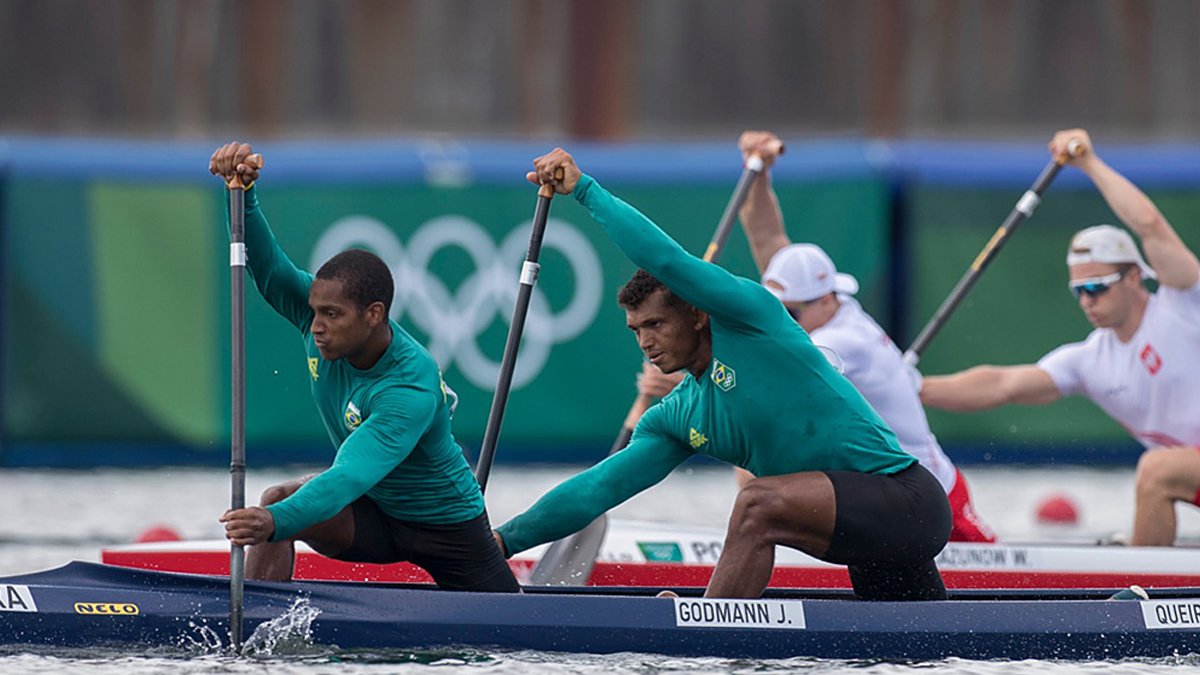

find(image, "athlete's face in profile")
[625,289,709,375]
[308,278,376,361]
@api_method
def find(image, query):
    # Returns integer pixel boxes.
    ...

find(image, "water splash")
[171,619,225,655]
[241,596,322,656]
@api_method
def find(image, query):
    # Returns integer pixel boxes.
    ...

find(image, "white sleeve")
[1156,280,1200,328]
[812,328,865,382]
[1036,341,1089,397]
[904,362,923,394]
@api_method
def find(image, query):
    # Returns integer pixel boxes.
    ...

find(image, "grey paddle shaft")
[228,185,247,652]
[903,142,1080,367]
[475,184,556,493]
[703,154,766,265]
[529,150,779,585]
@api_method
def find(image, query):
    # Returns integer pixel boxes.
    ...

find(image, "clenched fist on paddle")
[220,506,276,547]
[526,148,582,194]
[209,142,262,188]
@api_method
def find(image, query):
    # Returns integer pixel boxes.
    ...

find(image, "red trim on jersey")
[1140,430,1187,447]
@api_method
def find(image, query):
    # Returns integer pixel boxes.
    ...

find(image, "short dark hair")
[315,249,394,313]
[617,269,690,311]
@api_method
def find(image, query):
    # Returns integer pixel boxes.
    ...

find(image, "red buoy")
[134,525,183,543]
[1036,495,1080,525]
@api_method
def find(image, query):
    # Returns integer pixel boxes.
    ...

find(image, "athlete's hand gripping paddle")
[528,141,784,586]
[903,139,1082,366]
[474,168,564,493]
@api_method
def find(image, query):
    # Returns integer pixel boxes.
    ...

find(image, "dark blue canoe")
[2,561,1200,660]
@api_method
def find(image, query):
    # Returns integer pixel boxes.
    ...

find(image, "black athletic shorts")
[333,496,520,593]
[822,462,952,601]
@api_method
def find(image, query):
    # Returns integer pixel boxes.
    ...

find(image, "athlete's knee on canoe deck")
[1135,447,1200,500]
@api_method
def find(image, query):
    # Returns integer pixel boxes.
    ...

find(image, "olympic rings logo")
[309,215,603,390]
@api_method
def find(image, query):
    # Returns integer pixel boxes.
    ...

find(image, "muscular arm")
[239,187,316,331]
[574,174,780,331]
[920,365,1060,411]
[266,388,436,541]
[1078,156,1200,290]
[738,173,791,275]
[495,431,692,555]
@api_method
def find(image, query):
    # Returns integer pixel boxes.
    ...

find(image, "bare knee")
[729,480,785,537]
[1136,447,1199,501]
[259,481,301,507]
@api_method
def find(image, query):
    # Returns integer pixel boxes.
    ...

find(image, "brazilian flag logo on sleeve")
[711,359,737,391]
[344,401,363,431]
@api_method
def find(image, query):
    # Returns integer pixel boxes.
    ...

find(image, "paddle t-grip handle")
[225,154,263,190]
[537,167,567,198]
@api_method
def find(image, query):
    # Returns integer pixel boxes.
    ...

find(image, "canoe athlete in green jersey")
[496,149,951,601]
[212,142,518,592]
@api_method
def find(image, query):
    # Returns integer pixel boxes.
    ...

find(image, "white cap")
[1066,225,1157,280]
[761,244,859,303]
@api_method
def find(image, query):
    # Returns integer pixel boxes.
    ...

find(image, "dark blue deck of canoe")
[2,562,1200,660]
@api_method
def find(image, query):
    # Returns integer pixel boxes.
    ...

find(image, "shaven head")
[618,269,691,312]
[315,249,394,314]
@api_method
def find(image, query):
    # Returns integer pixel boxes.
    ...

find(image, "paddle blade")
[526,515,609,586]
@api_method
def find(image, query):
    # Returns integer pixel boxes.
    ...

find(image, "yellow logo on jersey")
[344,401,362,431]
[689,428,708,448]
[711,359,736,391]
[308,357,319,381]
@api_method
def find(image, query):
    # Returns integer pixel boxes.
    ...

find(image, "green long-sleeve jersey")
[496,174,914,555]
[235,188,485,542]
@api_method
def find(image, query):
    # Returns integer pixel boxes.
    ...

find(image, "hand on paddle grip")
[1048,130,1088,166]
[738,131,786,170]
[209,142,264,189]
[527,148,577,195]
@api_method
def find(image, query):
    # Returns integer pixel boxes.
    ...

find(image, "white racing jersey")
[813,298,958,492]
[1038,281,1200,448]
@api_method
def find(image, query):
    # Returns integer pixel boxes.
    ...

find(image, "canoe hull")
[3,562,1200,660]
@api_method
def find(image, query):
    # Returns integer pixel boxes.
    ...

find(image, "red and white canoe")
[101,518,1200,590]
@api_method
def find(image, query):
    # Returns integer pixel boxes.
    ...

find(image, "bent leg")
[823,465,951,600]
[246,475,356,581]
[1132,446,1200,546]
[405,512,521,593]
[706,472,836,598]
[849,560,946,601]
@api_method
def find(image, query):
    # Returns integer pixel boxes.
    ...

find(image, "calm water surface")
[2,464,1199,674]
